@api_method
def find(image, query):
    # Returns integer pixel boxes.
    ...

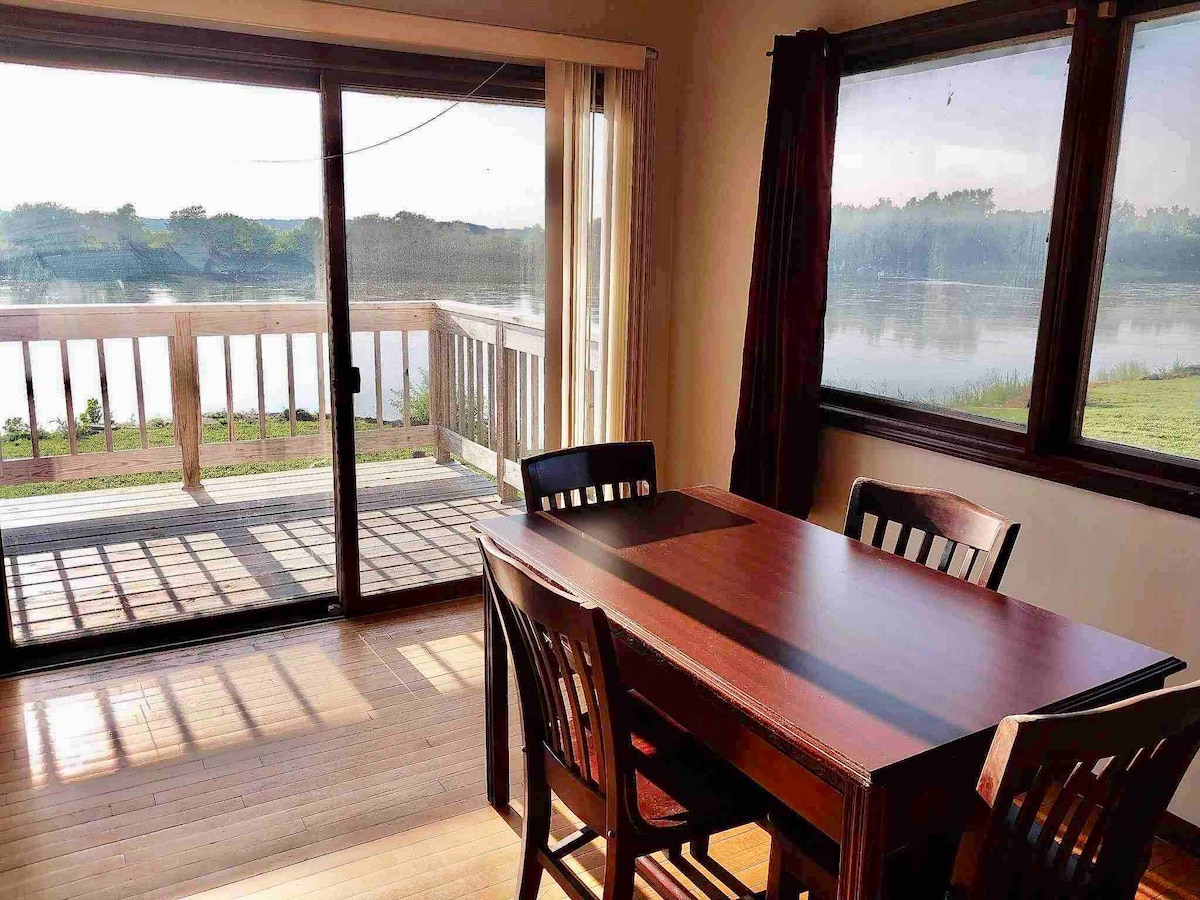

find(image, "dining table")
[473,485,1185,900]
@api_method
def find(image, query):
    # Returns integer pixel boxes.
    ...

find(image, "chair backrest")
[843,477,1020,591]
[520,441,657,513]
[479,535,629,825]
[968,679,1200,900]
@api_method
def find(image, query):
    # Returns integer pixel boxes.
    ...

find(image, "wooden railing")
[0,299,564,501]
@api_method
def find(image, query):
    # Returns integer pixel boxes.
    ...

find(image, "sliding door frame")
[0,2,546,670]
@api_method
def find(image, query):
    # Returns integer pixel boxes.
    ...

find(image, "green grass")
[951,363,1199,460]
[0,413,437,499]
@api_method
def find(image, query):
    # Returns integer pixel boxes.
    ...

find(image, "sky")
[833,13,1200,213]
[0,62,545,228]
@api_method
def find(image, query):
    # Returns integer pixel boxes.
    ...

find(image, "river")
[824,278,1200,402]
[2,276,1195,430]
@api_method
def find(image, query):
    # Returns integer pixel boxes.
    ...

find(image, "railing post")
[494,322,518,502]
[169,311,202,490]
[432,318,450,463]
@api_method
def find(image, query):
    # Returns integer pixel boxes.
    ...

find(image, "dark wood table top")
[474,486,1184,787]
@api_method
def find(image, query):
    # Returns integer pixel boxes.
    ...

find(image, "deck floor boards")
[0,599,1196,899]
[2,458,518,645]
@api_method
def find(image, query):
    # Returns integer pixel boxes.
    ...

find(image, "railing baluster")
[286,332,297,436]
[316,332,327,436]
[531,355,540,455]
[132,336,148,449]
[21,341,39,459]
[487,343,496,450]
[169,313,201,489]
[457,334,467,436]
[224,335,235,442]
[518,351,528,459]
[255,334,266,440]
[475,339,484,443]
[60,339,77,455]
[401,330,411,428]
[97,338,113,453]
[466,337,476,442]
[374,330,383,429]
[446,336,453,441]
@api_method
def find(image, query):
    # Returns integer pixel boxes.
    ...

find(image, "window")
[1082,11,1200,462]
[825,38,1071,428]
[823,1,1200,518]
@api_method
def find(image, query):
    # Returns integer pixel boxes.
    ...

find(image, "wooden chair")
[767,679,1200,900]
[843,477,1020,591]
[521,442,657,513]
[480,534,766,900]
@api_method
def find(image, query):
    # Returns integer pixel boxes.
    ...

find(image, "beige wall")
[663,0,1200,823]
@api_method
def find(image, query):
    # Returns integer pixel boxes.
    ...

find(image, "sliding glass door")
[0,60,335,651]
[340,85,546,602]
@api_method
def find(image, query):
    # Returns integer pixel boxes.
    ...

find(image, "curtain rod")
[6,0,651,69]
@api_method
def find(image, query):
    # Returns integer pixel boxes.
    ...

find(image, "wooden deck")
[1,458,519,646]
[0,598,1197,899]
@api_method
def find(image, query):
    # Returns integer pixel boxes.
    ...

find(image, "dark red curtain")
[730,30,841,519]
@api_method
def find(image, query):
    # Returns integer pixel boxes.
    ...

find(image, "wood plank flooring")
[0,598,1197,899]
[1,458,518,645]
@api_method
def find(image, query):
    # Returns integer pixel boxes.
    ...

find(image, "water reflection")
[824,277,1200,401]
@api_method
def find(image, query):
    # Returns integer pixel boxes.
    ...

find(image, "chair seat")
[623,694,766,834]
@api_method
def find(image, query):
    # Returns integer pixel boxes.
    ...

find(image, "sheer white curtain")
[556,58,656,448]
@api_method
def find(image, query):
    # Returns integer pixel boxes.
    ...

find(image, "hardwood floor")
[2,458,517,645]
[0,597,1197,899]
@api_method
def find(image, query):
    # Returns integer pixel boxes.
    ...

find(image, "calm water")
[0,278,544,429]
[824,278,1200,402]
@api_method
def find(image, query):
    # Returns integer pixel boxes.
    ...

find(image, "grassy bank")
[950,362,1200,460]
[0,413,436,500]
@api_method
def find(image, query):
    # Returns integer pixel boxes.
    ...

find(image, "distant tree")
[3,417,28,440]
[79,397,103,431]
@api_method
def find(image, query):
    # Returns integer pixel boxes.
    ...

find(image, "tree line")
[830,188,1200,284]
[0,202,544,284]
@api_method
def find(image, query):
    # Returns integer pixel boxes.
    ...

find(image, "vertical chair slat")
[96,338,113,452]
[870,516,888,549]
[960,546,981,581]
[255,334,266,440]
[132,336,148,449]
[914,531,935,565]
[401,330,410,428]
[286,332,297,436]
[569,636,604,788]
[224,335,235,442]
[374,330,384,429]
[893,523,912,557]
[938,540,959,574]
[21,341,39,459]
[60,339,77,455]
[316,332,327,436]
[550,635,591,785]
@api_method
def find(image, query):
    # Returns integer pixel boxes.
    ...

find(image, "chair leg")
[603,839,637,900]
[767,835,803,900]
[691,835,710,861]
[517,778,551,900]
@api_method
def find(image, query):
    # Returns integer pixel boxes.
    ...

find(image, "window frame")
[824,0,1200,519]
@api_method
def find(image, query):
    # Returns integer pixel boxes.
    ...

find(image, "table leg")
[838,784,885,900]
[484,576,510,809]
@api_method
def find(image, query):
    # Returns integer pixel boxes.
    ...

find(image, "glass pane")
[823,37,1071,427]
[0,62,326,645]
[1082,12,1200,462]
[341,89,544,597]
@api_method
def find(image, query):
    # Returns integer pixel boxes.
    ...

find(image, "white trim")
[7,0,649,68]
